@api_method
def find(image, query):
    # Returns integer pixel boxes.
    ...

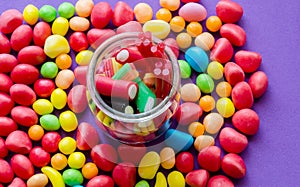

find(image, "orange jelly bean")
[199,95,215,112]
[55,53,72,69]
[28,125,44,141]
[206,16,222,32]
[156,8,172,22]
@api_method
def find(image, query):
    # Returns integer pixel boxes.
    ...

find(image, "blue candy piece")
[164,129,194,152]
[185,46,209,73]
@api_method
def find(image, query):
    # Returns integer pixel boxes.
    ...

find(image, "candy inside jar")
[87,32,180,144]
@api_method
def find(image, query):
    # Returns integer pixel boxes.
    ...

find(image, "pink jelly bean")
[86,175,114,187]
[117,144,147,165]
[33,79,56,98]
[10,154,34,180]
[219,127,248,154]
[216,0,243,23]
[235,50,262,73]
[220,23,246,47]
[17,45,46,65]
[76,122,100,151]
[112,162,136,187]
[0,54,18,73]
[181,0,199,3]
[10,84,36,106]
[164,37,180,58]
[8,177,26,187]
[232,81,254,110]
[91,2,113,29]
[116,21,142,34]
[232,108,260,135]
[0,158,14,183]
[0,33,11,54]
[68,85,88,113]
[5,130,32,154]
[210,38,234,63]
[74,65,88,85]
[11,106,38,127]
[10,64,39,85]
[207,175,234,187]
[33,22,51,47]
[29,147,50,167]
[112,1,134,27]
[175,152,194,173]
[0,73,13,93]
[0,92,14,116]
[69,32,89,52]
[0,137,8,158]
[10,25,33,51]
[178,3,207,22]
[0,117,17,136]
[221,153,246,179]
[91,144,118,172]
[87,28,116,49]
[41,132,61,153]
[175,102,203,126]
[185,169,210,187]
[248,71,268,98]
[0,9,23,34]
[224,62,245,86]
[197,146,221,172]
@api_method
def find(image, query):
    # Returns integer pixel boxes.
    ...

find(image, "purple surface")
[1,0,300,186]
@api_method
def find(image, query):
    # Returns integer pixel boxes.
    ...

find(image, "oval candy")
[179,3,207,22]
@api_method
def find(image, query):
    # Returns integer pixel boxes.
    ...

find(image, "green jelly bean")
[178,60,191,79]
[62,169,84,186]
[39,5,57,22]
[58,2,75,19]
[196,73,214,93]
[41,62,58,79]
[135,180,150,187]
[40,114,60,131]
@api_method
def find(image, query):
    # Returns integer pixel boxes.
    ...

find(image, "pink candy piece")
[232,81,254,110]
[210,38,234,63]
[0,92,14,116]
[220,23,246,47]
[11,64,40,85]
[207,175,234,187]
[87,28,116,49]
[86,175,114,187]
[68,85,88,113]
[8,177,26,187]
[17,45,46,66]
[216,0,243,23]
[221,153,247,179]
[0,33,11,54]
[0,158,14,183]
[117,144,147,165]
[11,106,38,127]
[76,122,100,151]
[235,50,262,73]
[74,65,88,85]
[197,146,221,172]
[69,31,89,52]
[185,169,210,187]
[0,9,23,34]
[0,137,8,158]
[248,71,268,98]
[33,22,51,47]
[0,117,17,136]
[10,154,34,180]
[10,25,33,51]
[0,54,18,73]
[10,84,36,106]
[179,3,207,22]
[112,1,134,27]
[91,2,113,29]
[5,130,32,154]
[164,37,179,58]
[224,62,245,86]
[232,108,260,135]
[181,0,200,3]
[175,102,203,126]
[116,21,142,34]
[219,127,248,154]
[0,73,13,93]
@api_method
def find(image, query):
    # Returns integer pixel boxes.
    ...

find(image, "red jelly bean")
[0,9,23,34]
[10,154,34,180]
[182,0,199,3]
[76,122,100,151]
[33,21,51,47]
[164,37,180,58]
[248,71,268,98]
[87,28,116,49]
[10,84,36,106]
[0,73,13,93]
[112,1,134,27]
[185,169,209,187]
[8,177,26,187]
[175,102,203,126]
[0,54,18,73]
[69,31,89,52]
[0,158,14,183]
[216,0,243,23]
[176,152,194,173]
[224,62,245,86]
[11,106,38,127]
[197,146,221,172]
[116,21,142,34]
[210,38,234,63]
[232,81,254,110]
[0,92,14,116]
[112,162,136,187]
[0,117,17,136]
[221,153,246,179]
[91,144,118,172]
[232,108,260,135]
[86,175,114,187]
[117,144,147,165]
[0,137,8,158]
[41,132,61,153]
[10,25,33,51]
[10,64,39,85]
[68,85,88,113]
[220,23,246,47]
[17,45,46,65]
[74,65,88,85]
[0,33,11,54]
[33,79,55,98]
[219,127,248,154]
[207,175,234,187]
[91,2,113,29]
[29,147,51,167]
[235,50,262,73]
[5,130,32,154]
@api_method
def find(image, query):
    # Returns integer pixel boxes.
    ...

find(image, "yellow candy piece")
[44,35,70,58]
[52,17,69,36]
[138,151,160,179]
[188,122,205,137]
[170,16,185,32]
[59,137,77,155]
[207,61,224,80]
[216,81,232,97]
[76,50,94,65]
[134,3,153,24]
[160,0,180,11]
[32,99,54,115]
[176,32,192,49]
[187,22,203,37]
[68,152,86,169]
[156,8,172,22]
[51,153,68,171]
[159,147,175,169]
[216,97,235,118]
[143,20,170,39]
[167,171,185,187]
[199,95,215,112]
[23,4,39,25]
[195,32,215,51]
[206,16,222,32]
[194,135,215,151]
[203,113,224,134]
[59,110,78,132]
[69,16,90,32]
[50,88,67,110]
[41,166,65,187]
[154,172,167,187]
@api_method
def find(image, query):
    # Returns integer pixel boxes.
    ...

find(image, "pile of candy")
[0,0,268,187]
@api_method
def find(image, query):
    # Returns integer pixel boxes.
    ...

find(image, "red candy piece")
[8,177,26,187]
[0,158,14,183]
[112,1,134,27]
[0,117,17,136]
[232,81,254,109]
[235,50,262,73]
[232,108,260,135]
[114,47,144,64]
[220,23,246,47]
[207,175,234,187]
[112,162,136,187]
[86,175,114,187]
[10,154,34,180]
[0,137,8,158]
[219,127,248,154]
[181,0,200,3]
[33,22,51,47]
[0,73,13,93]
[91,144,118,172]
[0,9,23,34]
[11,106,38,127]
[0,54,18,73]
[210,38,234,63]
[216,0,243,23]
[117,144,147,165]
[185,169,210,187]
[10,64,39,85]
[0,33,11,54]
[197,146,221,172]
[0,92,14,116]
[76,122,100,151]
[224,62,245,86]
[29,147,50,167]
[248,71,268,98]
[68,85,88,113]
[87,28,116,49]
[175,102,202,126]
[116,21,142,34]
[176,152,194,173]
[69,31,89,52]
[74,65,88,85]
[10,84,36,106]
[91,2,113,29]
[41,132,61,153]
[5,130,32,154]
[221,153,247,179]
[164,37,180,58]
[17,45,46,66]
[33,79,55,98]
[10,25,33,51]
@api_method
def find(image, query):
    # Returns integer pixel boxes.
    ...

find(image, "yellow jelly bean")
[159,147,175,169]
[59,137,77,155]
[68,152,86,169]
[44,35,70,58]
[188,122,205,137]
[207,61,224,80]
[69,16,90,32]
[203,113,224,134]
[50,88,67,110]
[199,95,215,112]
[23,4,39,25]
[194,135,215,151]
[138,151,160,179]
[206,15,222,32]
[176,32,192,49]
[52,17,69,36]
[155,8,172,22]
[134,3,153,24]
[216,97,235,118]
[41,166,65,187]
[195,32,215,51]
[82,162,98,179]
[51,153,68,171]
[160,0,180,11]
[32,99,54,115]
[170,16,185,32]
[55,69,75,89]
[186,22,203,37]
[75,50,93,66]
[167,171,185,187]
[55,53,72,69]
[216,81,232,97]
[75,0,94,17]
[143,20,170,39]
[27,173,49,187]
[59,110,78,132]
[154,172,167,187]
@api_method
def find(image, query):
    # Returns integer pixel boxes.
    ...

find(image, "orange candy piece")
[28,125,44,141]
[55,53,72,69]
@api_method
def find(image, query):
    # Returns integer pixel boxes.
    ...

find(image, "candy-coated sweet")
[40,114,61,131]
[187,22,203,37]
[11,64,39,85]
[207,61,224,80]
[220,23,246,46]
[156,8,172,22]
[197,146,221,172]
[0,33,10,54]
[10,84,36,106]
[41,166,65,187]
[220,127,248,153]
[199,95,215,112]
[68,85,88,113]
[0,117,17,136]
[176,32,192,49]
[0,73,13,93]
[86,175,114,187]
[113,1,134,27]
[138,151,160,179]
[51,153,68,171]
[76,122,100,150]
[221,153,246,179]
[8,177,26,187]
[113,162,136,187]
[41,61,58,79]
[75,0,93,17]
[188,122,205,137]
[34,79,55,98]
[194,135,215,151]
[232,82,254,109]
[164,37,180,58]
[10,25,33,51]
[224,62,245,85]
[169,16,185,33]
[185,169,210,187]
[56,53,72,69]
[29,147,51,167]
[11,106,38,127]
[42,132,61,153]
[175,102,202,125]
[59,137,77,155]
[0,54,17,73]
[26,173,49,187]
[5,130,32,154]
[28,125,44,141]
[55,69,75,89]
[235,50,262,73]
[0,158,14,183]
[207,175,234,187]
[143,20,170,39]
[58,2,75,19]
[116,21,143,34]
[69,16,90,32]
[11,154,34,180]
[91,144,118,172]
[216,98,235,118]
[0,137,8,158]
[0,9,23,34]
[185,46,209,73]
[178,60,191,79]
[194,32,215,51]
[135,180,150,187]
[69,31,89,52]
[160,0,180,11]
[248,71,268,98]
[165,129,194,152]
[232,108,260,135]
[82,162,98,179]
[154,172,167,187]
[180,83,201,102]
[39,5,57,22]
[68,152,86,169]
[216,0,243,23]
[210,38,234,63]
[33,22,52,47]
[134,3,153,24]
[59,110,78,132]
[87,28,116,49]
[117,144,147,165]
[160,147,175,169]
[44,35,70,58]
[176,152,194,173]
[216,81,232,97]
[203,113,224,134]
[196,73,214,93]
[18,45,46,65]
[179,3,207,22]
[91,2,113,29]
[52,17,69,36]
[0,92,14,116]
[206,16,222,32]
[167,171,185,187]
[76,50,93,65]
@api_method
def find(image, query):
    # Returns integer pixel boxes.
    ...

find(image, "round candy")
[40,114,61,131]
[59,110,78,132]
[176,32,192,49]
[70,16,90,32]
[41,61,58,79]
[0,54,17,73]
[51,88,67,109]
[207,175,234,187]
[34,79,55,98]
[55,69,75,89]
[136,180,150,187]
[167,171,185,187]
[232,108,260,135]
[180,83,201,102]
[221,153,246,179]
[155,8,172,22]
[52,17,69,36]
[216,97,235,118]
[196,73,214,93]
[216,0,243,23]
[58,2,75,19]
[51,153,68,170]
[203,113,224,134]
[68,152,86,169]
[59,137,77,155]
[207,61,224,80]
[39,5,57,22]
[23,4,39,25]
[33,22,52,47]
[188,122,205,137]
[178,60,191,79]
[75,0,94,17]
[216,81,232,97]
[185,46,209,73]
[90,2,113,29]
[42,132,61,153]
[76,50,93,66]
[170,16,185,33]
[195,32,215,51]
[197,146,221,172]
[248,71,268,98]
[28,125,44,141]
[69,32,89,52]
[63,169,84,186]
[134,3,153,24]
[175,152,194,173]
[206,16,222,32]
[32,99,54,115]
[82,162,98,179]
[0,9,23,34]
[143,20,170,39]
[160,147,175,170]
[55,53,72,69]
[179,2,207,22]
[199,95,215,112]
[194,135,215,151]
[186,22,203,37]
[160,0,180,11]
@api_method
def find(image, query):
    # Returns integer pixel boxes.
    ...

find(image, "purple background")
[1,0,300,186]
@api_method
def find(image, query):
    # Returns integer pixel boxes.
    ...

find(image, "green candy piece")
[62,169,84,186]
[41,62,58,79]
[39,5,57,22]
[135,180,150,187]
[58,2,75,19]
[196,73,215,94]
[40,114,61,131]
[178,60,191,79]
